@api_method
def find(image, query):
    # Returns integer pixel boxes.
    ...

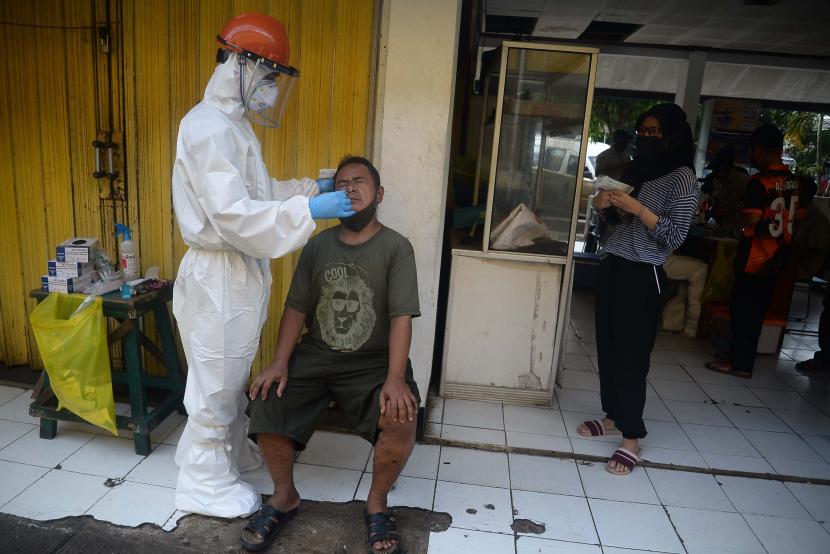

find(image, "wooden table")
[29,285,185,455]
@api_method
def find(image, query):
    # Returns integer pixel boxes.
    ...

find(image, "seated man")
[241,156,420,554]
[662,254,708,337]
[703,146,749,230]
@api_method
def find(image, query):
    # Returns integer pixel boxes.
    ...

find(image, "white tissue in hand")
[595,176,634,194]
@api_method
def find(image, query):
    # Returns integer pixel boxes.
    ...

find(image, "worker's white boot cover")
[175,411,261,518]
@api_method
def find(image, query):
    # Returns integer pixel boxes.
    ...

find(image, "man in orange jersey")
[706,125,812,378]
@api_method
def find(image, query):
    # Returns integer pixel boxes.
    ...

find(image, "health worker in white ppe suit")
[171,13,353,519]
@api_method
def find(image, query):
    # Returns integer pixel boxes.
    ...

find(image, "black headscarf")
[621,103,695,190]
[600,103,695,226]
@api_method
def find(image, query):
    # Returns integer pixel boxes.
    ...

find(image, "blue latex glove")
[316,177,335,193]
[308,191,355,219]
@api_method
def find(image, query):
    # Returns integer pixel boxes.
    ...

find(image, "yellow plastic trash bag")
[30,293,117,435]
[699,241,738,304]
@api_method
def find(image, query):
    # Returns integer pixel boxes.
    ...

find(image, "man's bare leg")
[367,414,416,552]
[259,433,301,511]
[240,433,300,546]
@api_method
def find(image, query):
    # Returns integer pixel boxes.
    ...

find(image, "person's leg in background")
[796,285,830,371]
[728,270,776,376]
[606,260,663,474]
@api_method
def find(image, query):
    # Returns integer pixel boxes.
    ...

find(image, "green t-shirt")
[285,225,420,362]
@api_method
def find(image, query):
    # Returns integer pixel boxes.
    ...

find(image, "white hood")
[202,54,245,121]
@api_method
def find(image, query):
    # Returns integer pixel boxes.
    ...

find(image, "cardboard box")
[56,238,100,263]
[47,260,90,278]
[41,273,94,293]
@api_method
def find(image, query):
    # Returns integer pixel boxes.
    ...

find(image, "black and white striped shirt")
[601,166,699,266]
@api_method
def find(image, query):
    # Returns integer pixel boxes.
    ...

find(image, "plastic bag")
[699,241,737,304]
[30,293,117,434]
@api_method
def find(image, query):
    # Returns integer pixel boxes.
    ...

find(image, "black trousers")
[813,285,829,368]
[595,254,665,439]
[729,270,777,374]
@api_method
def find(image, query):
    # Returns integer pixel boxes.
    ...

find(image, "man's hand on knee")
[379,377,417,424]
[250,359,289,400]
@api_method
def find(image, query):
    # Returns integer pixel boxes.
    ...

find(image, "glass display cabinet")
[441,42,598,405]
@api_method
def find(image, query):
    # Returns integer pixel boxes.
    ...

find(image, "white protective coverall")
[171,55,317,518]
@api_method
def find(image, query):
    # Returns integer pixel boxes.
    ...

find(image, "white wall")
[373,0,462,404]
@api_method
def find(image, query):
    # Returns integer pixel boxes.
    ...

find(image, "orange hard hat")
[217,13,291,70]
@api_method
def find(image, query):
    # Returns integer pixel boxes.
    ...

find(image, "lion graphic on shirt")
[317,267,376,352]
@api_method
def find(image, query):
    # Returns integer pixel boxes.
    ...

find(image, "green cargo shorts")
[248,350,420,450]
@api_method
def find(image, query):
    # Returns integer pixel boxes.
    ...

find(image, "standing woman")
[576,103,699,475]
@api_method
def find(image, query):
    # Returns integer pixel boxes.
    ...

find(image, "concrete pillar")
[372,0,462,404]
[674,50,706,133]
[695,98,715,177]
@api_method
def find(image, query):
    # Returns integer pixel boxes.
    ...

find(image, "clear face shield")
[238,55,299,128]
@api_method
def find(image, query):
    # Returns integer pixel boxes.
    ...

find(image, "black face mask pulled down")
[340,197,377,232]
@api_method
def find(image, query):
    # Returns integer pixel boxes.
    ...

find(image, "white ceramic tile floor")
[3,469,109,521]
[741,429,824,463]
[441,424,506,446]
[639,446,708,468]
[511,489,598,544]
[802,434,830,462]
[649,378,710,402]
[664,399,732,427]
[86,481,176,527]
[681,424,761,457]
[0,419,36,450]
[766,458,830,480]
[699,383,765,406]
[774,408,830,435]
[427,527,514,554]
[718,475,812,519]
[60,434,145,478]
[0,427,95,467]
[354,473,434,510]
[506,431,573,453]
[701,453,776,474]
[647,467,735,512]
[503,405,567,437]
[589,498,684,553]
[438,447,510,488]
[292,463,362,503]
[555,389,603,413]
[0,459,49,507]
[639,420,695,451]
[432,481,514,534]
[666,506,765,554]
[515,536,601,553]
[0,393,43,424]
[744,513,830,554]
[0,385,26,406]
[442,399,503,430]
[125,444,178,488]
[297,430,372,471]
[508,454,583,497]
[718,405,791,432]
[786,482,830,521]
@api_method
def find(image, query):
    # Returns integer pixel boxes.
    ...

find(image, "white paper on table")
[595,175,634,194]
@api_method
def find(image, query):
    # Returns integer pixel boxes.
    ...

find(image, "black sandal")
[365,511,401,554]
[240,504,298,552]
